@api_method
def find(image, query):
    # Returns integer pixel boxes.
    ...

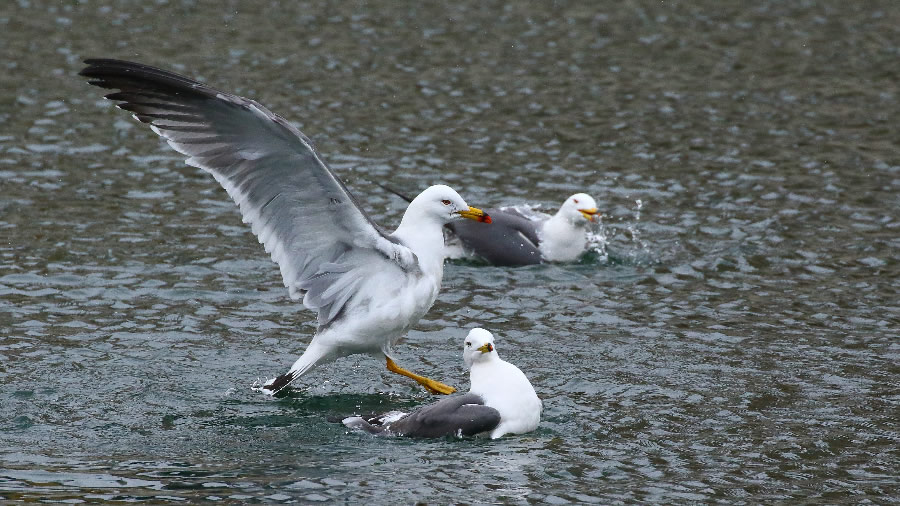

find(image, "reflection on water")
[1,0,898,503]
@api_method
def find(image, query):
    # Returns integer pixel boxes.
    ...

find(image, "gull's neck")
[469,353,502,382]
[392,215,447,276]
[469,353,542,439]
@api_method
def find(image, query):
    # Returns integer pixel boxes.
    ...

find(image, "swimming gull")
[380,184,599,266]
[343,328,542,438]
[79,59,492,395]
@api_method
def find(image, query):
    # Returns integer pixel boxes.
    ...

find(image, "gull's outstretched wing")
[80,59,415,327]
[386,392,501,438]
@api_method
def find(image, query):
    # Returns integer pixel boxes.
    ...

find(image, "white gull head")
[393,185,490,272]
[402,184,471,226]
[539,193,600,262]
[463,327,497,368]
[556,193,599,226]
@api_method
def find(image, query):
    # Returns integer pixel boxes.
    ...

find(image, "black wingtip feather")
[372,181,414,203]
[80,58,214,98]
[262,372,297,397]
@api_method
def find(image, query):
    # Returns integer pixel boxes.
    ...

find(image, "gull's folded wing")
[388,392,501,438]
[448,208,542,266]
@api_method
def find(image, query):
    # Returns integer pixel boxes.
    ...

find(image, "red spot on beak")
[482,214,492,224]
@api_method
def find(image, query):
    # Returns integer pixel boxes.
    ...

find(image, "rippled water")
[2,0,899,503]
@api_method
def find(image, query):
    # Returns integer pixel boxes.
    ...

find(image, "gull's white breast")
[539,218,588,262]
[324,263,442,353]
[470,359,542,438]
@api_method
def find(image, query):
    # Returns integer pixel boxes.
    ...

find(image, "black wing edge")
[372,181,414,204]
[79,58,220,106]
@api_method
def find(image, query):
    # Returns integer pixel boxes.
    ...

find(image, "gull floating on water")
[79,59,492,395]
[450,193,600,265]
[381,185,599,266]
[343,328,542,438]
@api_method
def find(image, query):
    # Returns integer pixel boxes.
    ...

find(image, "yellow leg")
[385,357,456,395]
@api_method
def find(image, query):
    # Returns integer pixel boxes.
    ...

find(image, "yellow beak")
[579,207,600,222]
[457,206,492,224]
[477,343,494,353]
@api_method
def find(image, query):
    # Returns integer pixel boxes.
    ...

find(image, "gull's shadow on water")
[280,391,419,416]
[217,390,423,429]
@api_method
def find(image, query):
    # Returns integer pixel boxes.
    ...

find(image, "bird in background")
[79,59,492,396]
[378,183,600,266]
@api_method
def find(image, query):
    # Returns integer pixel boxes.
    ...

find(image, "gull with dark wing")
[342,328,542,438]
[380,184,600,266]
[449,193,600,266]
[79,59,491,395]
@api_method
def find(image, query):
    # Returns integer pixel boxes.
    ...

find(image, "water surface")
[1,0,898,502]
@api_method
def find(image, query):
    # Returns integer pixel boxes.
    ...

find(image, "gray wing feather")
[80,59,415,327]
[448,207,543,266]
[387,392,501,438]
[500,207,543,246]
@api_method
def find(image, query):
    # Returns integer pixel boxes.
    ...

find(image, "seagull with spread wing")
[79,59,491,395]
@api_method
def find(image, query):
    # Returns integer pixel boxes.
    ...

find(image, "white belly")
[323,268,441,354]
[539,220,588,262]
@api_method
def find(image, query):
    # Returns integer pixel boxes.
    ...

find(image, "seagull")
[342,328,542,438]
[379,184,599,266]
[79,59,492,395]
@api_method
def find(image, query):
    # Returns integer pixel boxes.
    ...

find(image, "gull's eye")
[573,199,579,204]
[465,342,471,347]
[441,199,451,206]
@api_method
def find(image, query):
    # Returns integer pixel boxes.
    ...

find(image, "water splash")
[585,220,610,264]
[625,198,652,263]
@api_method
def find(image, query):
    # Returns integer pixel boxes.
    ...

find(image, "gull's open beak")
[477,343,494,353]
[579,208,600,222]
[457,206,492,224]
